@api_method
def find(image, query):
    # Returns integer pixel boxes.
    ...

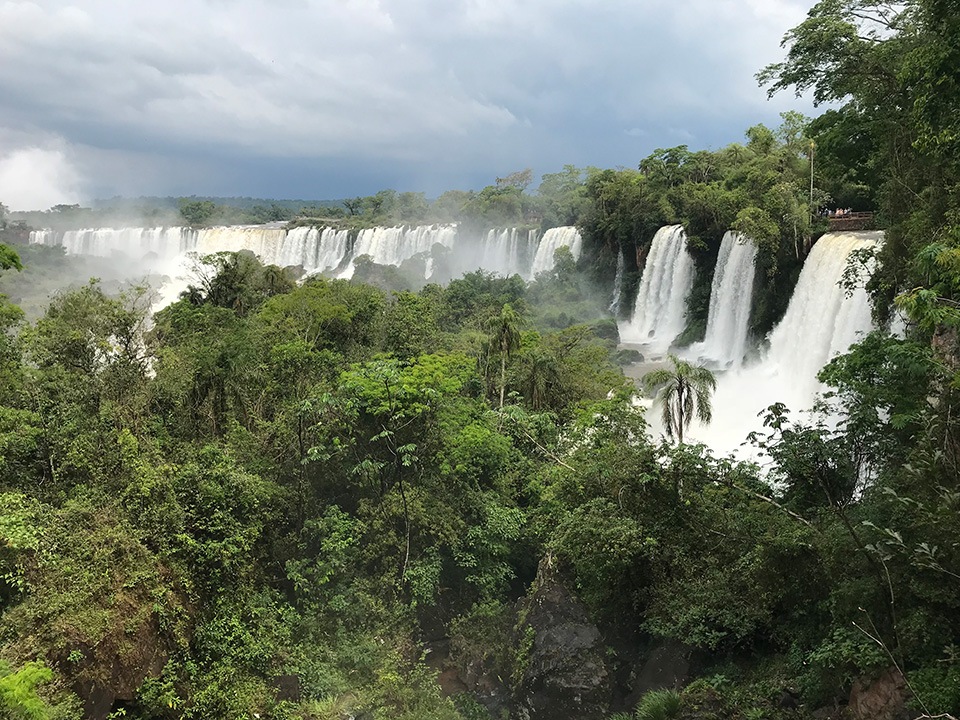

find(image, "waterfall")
[274,227,351,273]
[338,224,457,278]
[764,232,878,398]
[29,227,195,260]
[195,225,287,260]
[529,227,583,279]
[608,250,625,315]
[686,231,757,368]
[620,225,695,353]
[30,222,581,301]
[695,231,880,455]
[471,228,539,277]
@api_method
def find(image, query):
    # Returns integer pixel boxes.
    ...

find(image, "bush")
[634,689,681,720]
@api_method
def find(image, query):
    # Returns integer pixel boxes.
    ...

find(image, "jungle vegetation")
[3,0,960,718]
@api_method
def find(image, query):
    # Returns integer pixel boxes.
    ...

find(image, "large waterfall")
[685,231,757,368]
[620,225,695,353]
[764,232,877,400]
[30,227,197,260]
[29,223,581,295]
[695,232,880,454]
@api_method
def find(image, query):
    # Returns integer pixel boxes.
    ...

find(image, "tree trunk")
[499,348,507,409]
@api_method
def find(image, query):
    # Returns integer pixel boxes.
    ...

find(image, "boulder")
[848,667,909,720]
[513,554,611,720]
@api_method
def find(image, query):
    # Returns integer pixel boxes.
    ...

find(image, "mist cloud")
[0,144,84,211]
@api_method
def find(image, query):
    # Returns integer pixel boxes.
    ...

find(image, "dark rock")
[778,689,800,709]
[616,348,644,365]
[67,620,168,720]
[630,638,692,700]
[848,667,909,720]
[513,553,611,720]
[273,674,301,703]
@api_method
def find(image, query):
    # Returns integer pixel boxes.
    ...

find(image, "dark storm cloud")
[0,0,814,209]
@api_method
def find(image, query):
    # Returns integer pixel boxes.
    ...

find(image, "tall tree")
[642,355,716,444]
[487,303,523,409]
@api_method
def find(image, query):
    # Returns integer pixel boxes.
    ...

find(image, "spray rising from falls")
[620,225,695,354]
[694,232,880,455]
[685,231,758,368]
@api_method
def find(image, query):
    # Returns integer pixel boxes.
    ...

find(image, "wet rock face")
[513,555,611,720]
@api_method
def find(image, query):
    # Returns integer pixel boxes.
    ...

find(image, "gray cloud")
[0,0,815,207]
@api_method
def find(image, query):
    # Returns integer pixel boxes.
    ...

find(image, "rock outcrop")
[512,554,611,720]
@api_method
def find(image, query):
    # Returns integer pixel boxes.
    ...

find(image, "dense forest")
[4,0,960,719]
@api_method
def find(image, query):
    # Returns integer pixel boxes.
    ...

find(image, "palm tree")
[487,303,523,409]
[642,355,717,443]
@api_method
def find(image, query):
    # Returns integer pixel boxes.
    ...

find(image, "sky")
[0,0,815,210]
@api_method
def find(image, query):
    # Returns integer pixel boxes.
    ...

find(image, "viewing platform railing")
[827,212,876,231]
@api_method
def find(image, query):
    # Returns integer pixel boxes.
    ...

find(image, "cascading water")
[685,231,757,368]
[339,224,457,279]
[195,225,287,259]
[694,232,880,455]
[273,227,351,273]
[30,227,196,260]
[472,228,539,278]
[31,223,583,308]
[529,227,583,279]
[620,225,695,353]
[608,250,625,315]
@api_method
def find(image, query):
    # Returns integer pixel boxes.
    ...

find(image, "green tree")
[179,198,217,226]
[0,202,22,272]
[487,303,523,409]
[642,355,716,443]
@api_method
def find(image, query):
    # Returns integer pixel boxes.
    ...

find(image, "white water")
[685,231,757,368]
[339,224,457,279]
[30,227,197,260]
[620,225,695,354]
[691,232,880,455]
[30,223,582,308]
[473,228,540,278]
[609,250,625,315]
[529,227,583,279]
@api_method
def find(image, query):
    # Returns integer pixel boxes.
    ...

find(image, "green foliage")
[634,689,681,720]
[178,199,217,226]
[0,246,21,272]
[0,661,54,720]
[643,355,716,444]
[908,662,960,716]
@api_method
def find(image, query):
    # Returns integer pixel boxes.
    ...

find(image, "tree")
[342,197,364,216]
[495,168,533,191]
[487,303,523,409]
[0,202,22,271]
[642,355,716,443]
[179,198,217,226]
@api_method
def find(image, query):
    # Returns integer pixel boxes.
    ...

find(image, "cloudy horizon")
[0,0,814,211]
